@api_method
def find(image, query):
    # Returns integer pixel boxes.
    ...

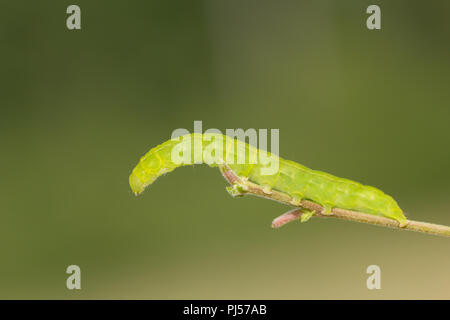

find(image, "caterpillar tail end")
[392,210,408,228]
[398,218,408,228]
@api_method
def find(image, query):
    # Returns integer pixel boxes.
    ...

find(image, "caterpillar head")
[129,172,146,195]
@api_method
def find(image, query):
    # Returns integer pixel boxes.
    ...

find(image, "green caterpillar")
[129,133,407,226]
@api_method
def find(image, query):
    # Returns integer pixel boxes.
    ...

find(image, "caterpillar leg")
[289,193,304,206]
[226,185,241,197]
[225,185,247,198]
[261,184,273,195]
[219,162,250,198]
[321,205,333,215]
[300,209,315,223]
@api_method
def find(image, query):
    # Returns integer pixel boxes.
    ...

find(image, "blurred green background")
[1,1,449,299]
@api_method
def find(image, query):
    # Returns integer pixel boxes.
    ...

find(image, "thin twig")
[220,165,450,238]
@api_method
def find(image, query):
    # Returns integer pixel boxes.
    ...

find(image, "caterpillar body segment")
[129,133,407,226]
